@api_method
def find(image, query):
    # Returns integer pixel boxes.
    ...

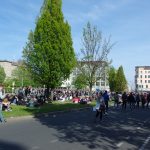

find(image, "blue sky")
[0,0,150,85]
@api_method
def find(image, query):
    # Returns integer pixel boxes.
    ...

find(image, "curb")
[6,106,92,121]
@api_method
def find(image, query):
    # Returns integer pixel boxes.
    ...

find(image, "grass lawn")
[3,101,96,118]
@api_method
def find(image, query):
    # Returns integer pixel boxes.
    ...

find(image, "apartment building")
[0,60,18,78]
[135,66,150,92]
[62,65,109,91]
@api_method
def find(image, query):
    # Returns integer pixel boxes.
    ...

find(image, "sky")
[0,0,150,86]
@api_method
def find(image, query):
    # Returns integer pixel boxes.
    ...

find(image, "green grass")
[3,101,96,118]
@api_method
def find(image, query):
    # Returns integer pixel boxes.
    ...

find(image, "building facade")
[135,66,150,92]
[62,66,109,91]
[0,60,17,78]
[0,60,109,91]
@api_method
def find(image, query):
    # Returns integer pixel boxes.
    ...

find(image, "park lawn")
[3,101,96,118]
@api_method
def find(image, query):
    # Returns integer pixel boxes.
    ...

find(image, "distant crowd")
[1,86,150,124]
[94,91,150,122]
[0,87,92,111]
[0,86,150,112]
[111,91,150,110]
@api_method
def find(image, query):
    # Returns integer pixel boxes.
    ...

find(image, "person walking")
[114,92,119,109]
[128,92,136,110]
[141,93,146,109]
[122,92,128,110]
[135,93,141,109]
[0,98,6,123]
[103,90,109,114]
[146,92,150,108]
[94,92,105,122]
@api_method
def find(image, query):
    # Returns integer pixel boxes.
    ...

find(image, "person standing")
[128,92,136,110]
[141,93,146,109]
[135,93,141,109]
[122,92,128,110]
[103,91,109,114]
[0,99,6,123]
[146,92,150,108]
[95,92,105,122]
[114,92,119,109]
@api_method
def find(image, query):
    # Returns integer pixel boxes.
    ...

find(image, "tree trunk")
[50,89,54,101]
[89,83,93,97]
[46,85,50,100]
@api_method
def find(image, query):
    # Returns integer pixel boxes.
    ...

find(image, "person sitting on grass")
[26,95,40,107]
[2,97,12,112]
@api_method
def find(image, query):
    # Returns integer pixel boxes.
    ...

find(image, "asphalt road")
[0,107,150,150]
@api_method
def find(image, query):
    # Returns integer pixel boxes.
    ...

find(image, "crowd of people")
[94,91,150,122]
[0,87,94,123]
[0,87,92,111]
[1,86,150,123]
[112,91,150,110]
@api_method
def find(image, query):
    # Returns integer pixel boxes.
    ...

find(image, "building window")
[72,77,75,81]
[142,85,143,88]
[148,75,150,78]
[145,80,147,83]
[146,85,148,88]
[141,71,142,73]
[148,71,150,73]
[72,70,77,76]
[96,82,100,86]
[148,80,150,83]
[140,80,142,83]
[140,75,142,78]
[101,82,105,86]
[145,75,147,78]
[145,71,147,73]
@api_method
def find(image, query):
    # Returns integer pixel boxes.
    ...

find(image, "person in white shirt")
[94,92,106,122]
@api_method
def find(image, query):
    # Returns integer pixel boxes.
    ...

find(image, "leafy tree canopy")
[0,65,6,84]
[77,22,113,93]
[73,73,88,90]
[115,65,127,92]
[23,0,76,93]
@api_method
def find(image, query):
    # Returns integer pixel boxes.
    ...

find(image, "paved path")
[0,107,150,150]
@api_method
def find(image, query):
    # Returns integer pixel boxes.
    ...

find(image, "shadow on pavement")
[0,140,27,150]
[30,107,150,150]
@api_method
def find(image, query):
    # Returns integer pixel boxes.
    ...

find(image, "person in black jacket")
[128,92,135,110]
[146,92,150,108]
[122,92,128,110]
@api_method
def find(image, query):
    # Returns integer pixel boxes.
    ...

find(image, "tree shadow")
[0,140,27,150]
[29,107,150,150]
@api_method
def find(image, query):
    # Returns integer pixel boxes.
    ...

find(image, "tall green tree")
[0,65,6,84]
[11,64,39,87]
[77,22,113,94]
[23,0,76,98]
[73,73,88,90]
[108,66,116,92]
[115,66,127,92]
